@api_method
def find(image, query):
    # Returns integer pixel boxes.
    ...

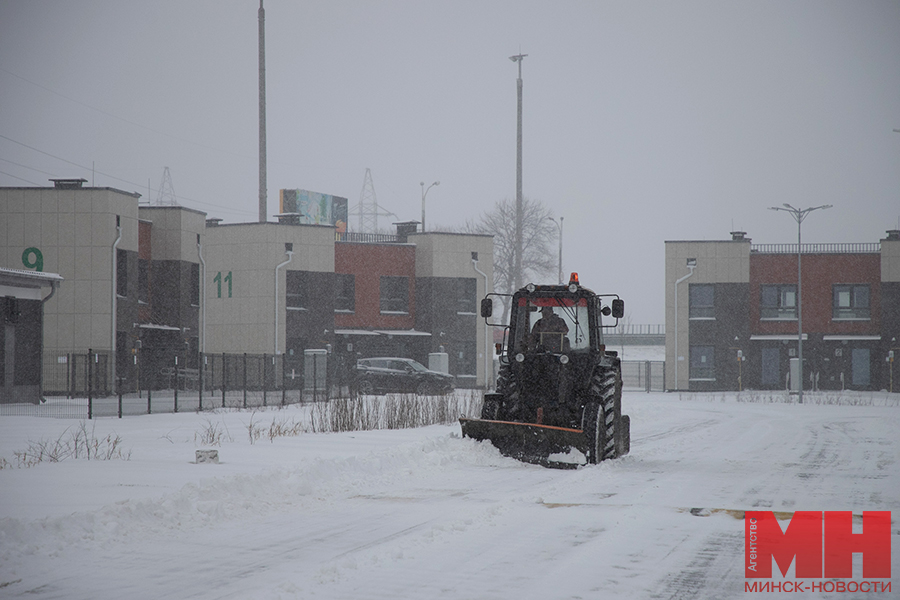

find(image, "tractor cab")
[482,273,624,361]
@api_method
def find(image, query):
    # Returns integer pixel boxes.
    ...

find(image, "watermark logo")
[745,511,891,593]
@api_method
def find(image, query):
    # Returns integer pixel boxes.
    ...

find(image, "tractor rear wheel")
[583,366,620,462]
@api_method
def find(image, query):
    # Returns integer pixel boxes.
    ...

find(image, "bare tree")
[461,196,558,322]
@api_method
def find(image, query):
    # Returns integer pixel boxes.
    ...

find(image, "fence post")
[282,353,287,407]
[174,354,179,413]
[136,347,141,399]
[118,386,123,418]
[199,352,204,411]
[87,349,93,420]
[243,353,248,409]
[262,354,268,407]
[222,353,226,408]
[645,361,651,393]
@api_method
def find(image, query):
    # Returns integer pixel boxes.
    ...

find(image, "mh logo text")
[745,511,891,579]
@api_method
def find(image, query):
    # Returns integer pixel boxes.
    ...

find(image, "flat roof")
[0,267,64,286]
[2,185,142,198]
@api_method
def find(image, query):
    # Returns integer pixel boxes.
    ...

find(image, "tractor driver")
[531,306,569,351]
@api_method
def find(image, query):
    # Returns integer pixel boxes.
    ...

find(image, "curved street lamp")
[420,181,440,232]
[768,203,832,404]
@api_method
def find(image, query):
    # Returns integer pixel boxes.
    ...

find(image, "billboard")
[279,189,348,233]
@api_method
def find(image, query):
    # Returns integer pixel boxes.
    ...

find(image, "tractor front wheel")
[582,401,606,464]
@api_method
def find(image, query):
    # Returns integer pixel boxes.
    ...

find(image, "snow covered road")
[1,392,898,599]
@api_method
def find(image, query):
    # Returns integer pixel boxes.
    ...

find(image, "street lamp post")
[547,217,563,284]
[420,181,439,232]
[510,53,527,289]
[768,203,832,404]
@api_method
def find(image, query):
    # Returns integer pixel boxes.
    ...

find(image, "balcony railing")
[751,243,880,254]
[336,232,402,244]
[760,306,797,320]
[833,307,871,320]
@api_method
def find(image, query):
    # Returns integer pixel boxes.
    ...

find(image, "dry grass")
[3,421,130,469]
[309,390,481,434]
[678,390,900,407]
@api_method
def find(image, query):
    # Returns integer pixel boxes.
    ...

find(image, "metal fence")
[621,360,666,392]
[1,351,359,419]
[3,353,667,418]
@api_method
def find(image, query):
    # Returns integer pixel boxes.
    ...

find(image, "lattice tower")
[155,166,178,206]
[350,168,396,233]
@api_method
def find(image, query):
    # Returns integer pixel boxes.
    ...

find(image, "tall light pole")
[510,53,527,289]
[547,216,563,284]
[768,203,832,404]
[258,0,267,223]
[420,181,439,232]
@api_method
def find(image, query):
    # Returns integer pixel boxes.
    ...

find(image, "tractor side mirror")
[611,299,625,319]
[480,298,493,318]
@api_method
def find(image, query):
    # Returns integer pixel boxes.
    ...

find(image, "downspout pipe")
[673,264,695,391]
[274,250,294,356]
[41,279,60,305]
[111,218,122,393]
[40,278,61,402]
[197,235,206,353]
[472,257,492,390]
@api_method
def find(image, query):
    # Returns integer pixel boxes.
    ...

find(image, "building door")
[761,347,780,388]
[851,348,870,388]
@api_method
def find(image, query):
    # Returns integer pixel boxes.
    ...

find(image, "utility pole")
[768,203,832,404]
[258,0,267,223]
[510,53,527,290]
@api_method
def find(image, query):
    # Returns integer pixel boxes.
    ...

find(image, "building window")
[191,263,200,306]
[286,271,309,310]
[335,274,355,312]
[689,284,714,319]
[760,284,797,320]
[833,284,870,320]
[380,276,409,314]
[689,345,715,380]
[138,259,149,304]
[457,278,477,314]
[116,249,127,297]
[456,340,477,375]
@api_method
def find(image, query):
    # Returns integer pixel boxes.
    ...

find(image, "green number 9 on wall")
[22,247,44,272]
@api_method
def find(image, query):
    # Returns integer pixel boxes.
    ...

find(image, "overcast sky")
[2,0,899,323]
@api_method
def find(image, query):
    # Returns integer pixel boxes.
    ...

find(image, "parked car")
[356,357,455,396]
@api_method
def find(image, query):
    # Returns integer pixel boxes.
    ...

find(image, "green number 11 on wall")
[213,271,232,298]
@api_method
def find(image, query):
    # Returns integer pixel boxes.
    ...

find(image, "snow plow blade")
[459,417,586,469]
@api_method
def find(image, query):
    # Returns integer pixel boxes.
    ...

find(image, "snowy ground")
[1,390,898,599]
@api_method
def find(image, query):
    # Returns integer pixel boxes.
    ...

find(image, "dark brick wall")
[688,283,749,391]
